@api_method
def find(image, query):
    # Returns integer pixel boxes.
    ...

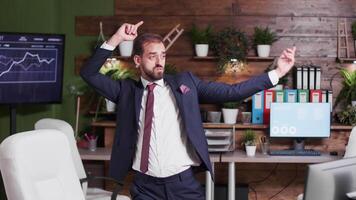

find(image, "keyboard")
[269,149,321,156]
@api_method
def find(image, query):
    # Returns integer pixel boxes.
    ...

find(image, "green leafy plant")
[242,129,257,146]
[164,63,178,75]
[222,102,241,109]
[188,24,213,44]
[337,105,356,126]
[352,21,356,40]
[211,27,249,73]
[253,27,278,46]
[99,58,137,80]
[334,69,356,108]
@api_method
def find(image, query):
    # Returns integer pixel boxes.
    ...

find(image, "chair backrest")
[0,129,85,200]
[34,118,88,194]
[344,126,356,158]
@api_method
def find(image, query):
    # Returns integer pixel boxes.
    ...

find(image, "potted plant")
[222,102,240,124]
[352,21,356,57]
[337,105,356,126]
[334,68,356,109]
[253,26,278,58]
[211,27,249,73]
[188,24,212,57]
[99,58,137,112]
[242,129,257,157]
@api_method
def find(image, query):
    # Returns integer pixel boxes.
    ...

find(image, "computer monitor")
[0,32,65,104]
[270,103,330,150]
[303,156,356,200]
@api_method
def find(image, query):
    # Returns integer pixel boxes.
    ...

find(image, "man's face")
[135,42,166,81]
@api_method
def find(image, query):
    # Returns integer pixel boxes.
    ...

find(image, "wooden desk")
[221,150,341,200]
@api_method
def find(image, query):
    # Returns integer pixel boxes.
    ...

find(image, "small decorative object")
[207,111,222,123]
[253,26,278,57]
[84,133,98,151]
[188,24,212,57]
[119,40,133,57]
[260,136,269,155]
[337,105,356,126]
[211,27,249,73]
[241,112,252,124]
[242,129,257,157]
[222,102,240,124]
[352,21,356,57]
[334,68,356,109]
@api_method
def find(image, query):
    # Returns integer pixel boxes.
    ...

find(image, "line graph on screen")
[0,48,57,83]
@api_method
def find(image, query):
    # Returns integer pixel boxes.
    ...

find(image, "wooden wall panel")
[115,0,235,16]
[235,0,356,17]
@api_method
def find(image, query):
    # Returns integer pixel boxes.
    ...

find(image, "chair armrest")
[347,191,356,199]
[80,174,124,200]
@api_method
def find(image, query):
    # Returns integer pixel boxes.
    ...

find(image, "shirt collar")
[140,76,164,89]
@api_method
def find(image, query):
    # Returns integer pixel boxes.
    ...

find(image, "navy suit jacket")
[81,48,274,181]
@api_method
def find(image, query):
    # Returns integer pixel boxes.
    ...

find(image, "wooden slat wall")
[75,0,356,199]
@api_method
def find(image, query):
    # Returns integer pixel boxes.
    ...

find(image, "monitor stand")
[293,138,305,151]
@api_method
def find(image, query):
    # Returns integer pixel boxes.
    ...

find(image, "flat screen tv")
[0,32,65,104]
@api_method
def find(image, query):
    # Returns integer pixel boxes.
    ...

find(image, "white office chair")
[0,129,85,200]
[34,118,130,200]
[297,126,356,200]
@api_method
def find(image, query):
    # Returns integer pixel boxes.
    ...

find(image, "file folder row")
[252,90,332,124]
[295,66,321,90]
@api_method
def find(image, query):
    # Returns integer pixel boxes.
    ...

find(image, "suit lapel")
[134,81,144,125]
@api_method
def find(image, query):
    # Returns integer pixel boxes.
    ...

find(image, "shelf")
[193,56,275,61]
[88,111,115,115]
[203,123,268,129]
[91,121,353,131]
[336,57,356,63]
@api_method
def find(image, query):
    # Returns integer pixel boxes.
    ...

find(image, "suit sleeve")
[188,72,274,104]
[80,48,121,102]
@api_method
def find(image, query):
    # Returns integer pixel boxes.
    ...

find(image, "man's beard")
[142,64,164,81]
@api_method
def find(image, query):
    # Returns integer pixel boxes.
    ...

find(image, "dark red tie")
[140,83,156,173]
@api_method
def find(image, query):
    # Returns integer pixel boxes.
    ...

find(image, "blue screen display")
[270,103,330,138]
[0,33,64,104]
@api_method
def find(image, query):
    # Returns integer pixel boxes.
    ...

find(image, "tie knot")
[147,83,156,92]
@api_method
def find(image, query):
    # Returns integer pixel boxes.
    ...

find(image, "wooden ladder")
[337,18,350,58]
[163,24,184,51]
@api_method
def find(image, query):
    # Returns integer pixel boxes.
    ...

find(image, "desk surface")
[221,150,341,163]
[79,147,222,162]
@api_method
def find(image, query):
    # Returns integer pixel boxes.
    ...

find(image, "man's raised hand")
[276,46,296,78]
[107,21,144,47]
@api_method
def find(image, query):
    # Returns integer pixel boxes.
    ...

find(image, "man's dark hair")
[133,33,164,56]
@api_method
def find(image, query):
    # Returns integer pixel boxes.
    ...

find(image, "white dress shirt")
[132,77,201,177]
[100,42,280,177]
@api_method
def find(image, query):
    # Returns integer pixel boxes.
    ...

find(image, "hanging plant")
[211,27,249,73]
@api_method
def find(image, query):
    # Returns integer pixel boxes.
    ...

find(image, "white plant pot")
[257,45,271,58]
[105,99,116,112]
[195,44,209,57]
[246,145,257,157]
[119,41,133,57]
[352,101,356,107]
[222,108,239,124]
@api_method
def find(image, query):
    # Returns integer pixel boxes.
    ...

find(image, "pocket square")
[179,84,190,94]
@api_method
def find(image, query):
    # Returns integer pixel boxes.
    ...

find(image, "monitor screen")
[303,156,356,200]
[270,103,330,138]
[0,32,65,104]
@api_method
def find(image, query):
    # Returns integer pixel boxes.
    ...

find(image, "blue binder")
[252,91,264,124]
[284,89,298,103]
